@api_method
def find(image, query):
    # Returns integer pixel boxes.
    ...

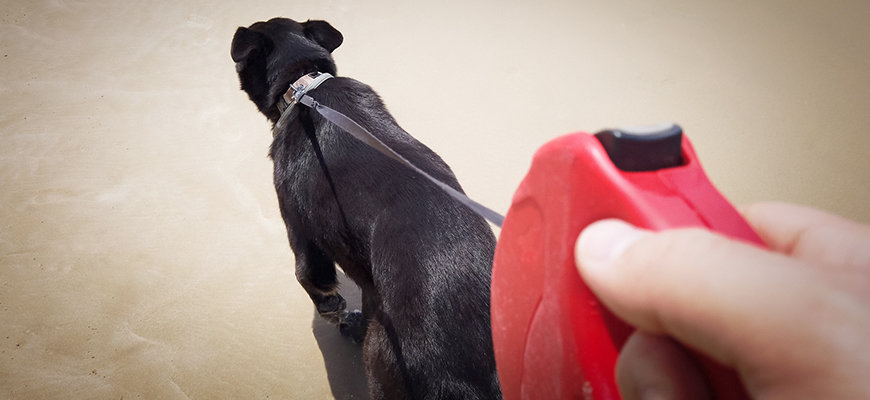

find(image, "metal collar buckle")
[277,72,334,114]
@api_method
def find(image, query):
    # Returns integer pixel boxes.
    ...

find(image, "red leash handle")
[492,127,760,399]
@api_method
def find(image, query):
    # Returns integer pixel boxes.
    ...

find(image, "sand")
[1,1,868,399]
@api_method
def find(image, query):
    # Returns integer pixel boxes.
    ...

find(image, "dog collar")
[277,72,334,114]
[273,72,333,137]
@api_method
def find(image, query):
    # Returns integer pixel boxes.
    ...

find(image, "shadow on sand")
[311,271,369,399]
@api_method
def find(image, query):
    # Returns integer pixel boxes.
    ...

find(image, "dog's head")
[231,18,343,120]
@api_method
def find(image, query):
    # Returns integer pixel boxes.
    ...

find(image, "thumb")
[574,219,822,372]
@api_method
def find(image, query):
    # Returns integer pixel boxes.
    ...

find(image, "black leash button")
[594,123,684,172]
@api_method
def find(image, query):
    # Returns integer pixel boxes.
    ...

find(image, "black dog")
[231,18,501,399]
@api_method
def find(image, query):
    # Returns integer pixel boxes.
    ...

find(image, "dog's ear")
[302,20,343,53]
[231,27,271,71]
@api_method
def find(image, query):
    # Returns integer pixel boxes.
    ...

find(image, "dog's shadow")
[311,270,369,399]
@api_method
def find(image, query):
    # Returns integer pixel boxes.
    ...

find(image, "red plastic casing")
[491,131,763,400]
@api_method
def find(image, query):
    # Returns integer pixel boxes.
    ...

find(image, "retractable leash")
[491,126,762,400]
[280,72,761,400]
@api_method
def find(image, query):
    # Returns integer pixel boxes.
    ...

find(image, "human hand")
[574,202,870,399]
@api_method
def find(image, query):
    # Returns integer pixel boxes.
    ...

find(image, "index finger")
[741,202,870,268]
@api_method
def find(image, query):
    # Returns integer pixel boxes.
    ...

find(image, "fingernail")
[576,219,648,273]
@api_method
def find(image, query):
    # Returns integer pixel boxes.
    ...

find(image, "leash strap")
[298,94,505,227]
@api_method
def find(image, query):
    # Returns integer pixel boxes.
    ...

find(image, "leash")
[275,72,506,228]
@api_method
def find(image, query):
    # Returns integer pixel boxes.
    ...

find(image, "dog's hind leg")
[363,316,409,400]
[293,240,347,324]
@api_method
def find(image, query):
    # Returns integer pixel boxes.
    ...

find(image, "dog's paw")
[317,294,347,324]
[339,309,367,344]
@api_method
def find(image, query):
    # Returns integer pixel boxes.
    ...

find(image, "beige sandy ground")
[1,1,868,399]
